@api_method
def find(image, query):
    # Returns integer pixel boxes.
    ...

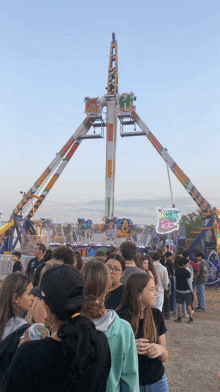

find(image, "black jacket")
[0,323,30,387]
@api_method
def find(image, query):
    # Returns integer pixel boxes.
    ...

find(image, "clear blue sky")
[1,1,220,223]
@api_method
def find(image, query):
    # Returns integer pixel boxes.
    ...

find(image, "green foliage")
[179,209,204,237]
[148,224,156,234]
[35,218,53,227]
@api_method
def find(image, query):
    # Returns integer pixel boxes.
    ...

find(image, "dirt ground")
[165,288,220,391]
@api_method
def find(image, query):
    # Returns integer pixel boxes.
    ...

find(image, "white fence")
[0,255,32,281]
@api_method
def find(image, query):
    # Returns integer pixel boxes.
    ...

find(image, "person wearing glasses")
[105,254,125,310]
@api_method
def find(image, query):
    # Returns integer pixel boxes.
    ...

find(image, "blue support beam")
[188,217,213,255]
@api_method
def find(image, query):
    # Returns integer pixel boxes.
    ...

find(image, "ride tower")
[0,32,220,257]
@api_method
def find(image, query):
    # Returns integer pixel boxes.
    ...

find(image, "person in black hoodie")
[0,273,33,386]
[3,265,111,392]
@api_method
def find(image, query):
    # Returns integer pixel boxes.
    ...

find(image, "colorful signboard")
[119,92,136,112]
[84,97,101,114]
[156,208,180,235]
[0,211,3,222]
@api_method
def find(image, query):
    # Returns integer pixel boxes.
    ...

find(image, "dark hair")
[0,273,32,341]
[165,251,173,258]
[36,243,46,253]
[95,250,107,259]
[105,254,125,271]
[182,250,189,258]
[151,252,161,261]
[157,248,163,255]
[81,261,110,319]
[42,265,104,389]
[75,252,83,270]
[152,245,157,251]
[44,249,52,262]
[195,251,204,259]
[106,246,119,257]
[52,245,76,265]
[12,251,21,259]
[179,257,189,267]
[120,242,137,261]
[117,273,157,343]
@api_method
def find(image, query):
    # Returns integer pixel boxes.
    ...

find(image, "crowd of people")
[0,241,210,391]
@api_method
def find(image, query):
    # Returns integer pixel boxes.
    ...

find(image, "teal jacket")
[93,310,140,392]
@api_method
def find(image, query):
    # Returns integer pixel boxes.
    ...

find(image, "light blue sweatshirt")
[93,310,140,392]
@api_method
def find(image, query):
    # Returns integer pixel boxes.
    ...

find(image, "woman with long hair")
[0,273,33,384]
[136,254,157,283]
[81,260,139,392]
[3,265,111,392]
[105,254,125,310]
[117,273,169,392]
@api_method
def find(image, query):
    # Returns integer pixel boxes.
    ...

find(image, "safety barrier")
[46,223,147,246]
[0,255,32,281]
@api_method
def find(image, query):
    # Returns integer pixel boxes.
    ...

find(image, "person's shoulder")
[115,313,132,330]
[28,256,38,263]
[151,308,165,325]
[16,337,56,356]
[134,266,146,273]
[152,307,162,317]
[161,263,167,270]
[117,308,131,322]
[35,262,45,271]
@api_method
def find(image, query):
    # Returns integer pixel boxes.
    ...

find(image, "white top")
[153,262,170,295]
[186,263,194,281]
[2,317,27,341]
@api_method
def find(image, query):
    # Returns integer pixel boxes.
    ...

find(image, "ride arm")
[12,117,92,217]
[131,110,212,215]
[27,117,93,219]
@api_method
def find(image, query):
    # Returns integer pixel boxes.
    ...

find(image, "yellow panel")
[0,220,14,236]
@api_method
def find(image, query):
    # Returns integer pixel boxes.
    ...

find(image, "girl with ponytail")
[117,273,169,392]
[82,260,139,392]
[3,265,111,392]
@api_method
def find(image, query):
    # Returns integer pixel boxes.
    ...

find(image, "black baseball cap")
[40,264,84,314]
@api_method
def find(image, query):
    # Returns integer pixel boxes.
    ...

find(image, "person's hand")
[135,338,151,355]
[218,372,220,387]
[18,328,30,347]
[146,343,165,359]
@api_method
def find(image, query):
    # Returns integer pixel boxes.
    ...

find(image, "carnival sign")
[156,208,180,235]
[207,250,220,287]
[84,97,101,114]
[119,92,136,112]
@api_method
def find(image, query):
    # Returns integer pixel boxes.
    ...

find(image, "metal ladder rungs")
[77,134,104,140]
[121,132,146,137]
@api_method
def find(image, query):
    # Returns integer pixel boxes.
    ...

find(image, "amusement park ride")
[0,33,220,256]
